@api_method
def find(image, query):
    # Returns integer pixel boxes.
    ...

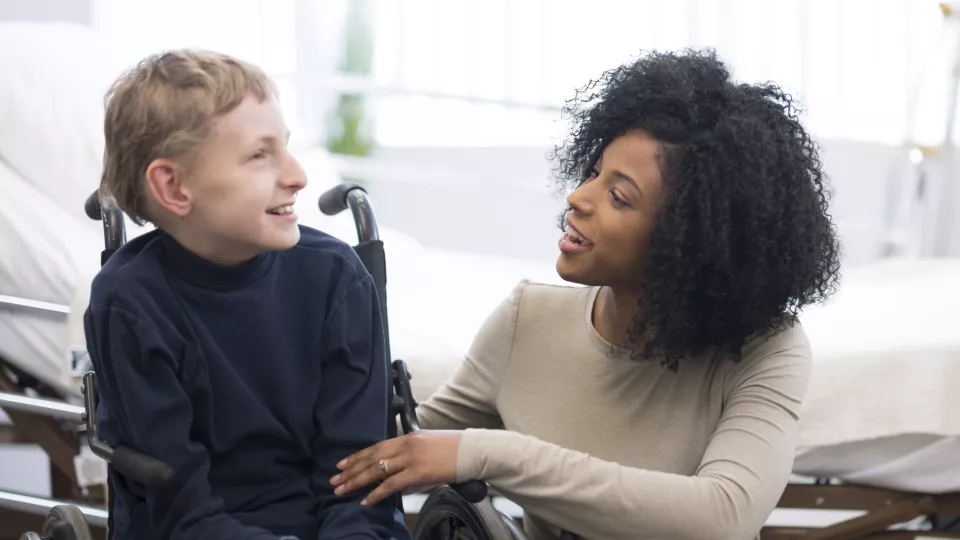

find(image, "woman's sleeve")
[413,281,528,432]
[455,328,812,540]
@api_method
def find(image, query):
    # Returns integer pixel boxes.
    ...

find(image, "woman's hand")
[331,430,463,506]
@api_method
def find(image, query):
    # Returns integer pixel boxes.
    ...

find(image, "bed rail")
[0,391,84,423]
[0,295,70,315]
[0,489,107,528]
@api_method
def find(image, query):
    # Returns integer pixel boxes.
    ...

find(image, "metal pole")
[0,391,85,423]
[0,489,107,528]
[0,295,70,315]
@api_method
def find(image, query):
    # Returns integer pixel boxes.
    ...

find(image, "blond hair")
[101,49,277,225]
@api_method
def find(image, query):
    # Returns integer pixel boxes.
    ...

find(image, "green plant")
[327,0,375,157]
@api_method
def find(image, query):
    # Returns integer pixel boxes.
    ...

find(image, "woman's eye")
[251,149,267,160]
[610,190,628,207]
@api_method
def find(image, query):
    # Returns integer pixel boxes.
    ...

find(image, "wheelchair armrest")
[450,480,488,504]
[81,372,176,488]
[392,359,419,433]
[111,446,176,487]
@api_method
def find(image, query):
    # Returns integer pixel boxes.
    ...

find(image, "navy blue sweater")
[83,226,410,540]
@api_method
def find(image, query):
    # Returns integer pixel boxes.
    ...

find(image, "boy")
[84,49,409,539]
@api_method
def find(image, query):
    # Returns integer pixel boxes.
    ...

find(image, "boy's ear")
[145,159,191,218]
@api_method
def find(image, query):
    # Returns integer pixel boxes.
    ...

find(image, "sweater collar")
[158,230,276,290]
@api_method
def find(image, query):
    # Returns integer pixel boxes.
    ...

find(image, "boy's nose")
[281,157,308,191]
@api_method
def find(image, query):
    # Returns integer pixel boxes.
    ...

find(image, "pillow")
[0,22,129,221]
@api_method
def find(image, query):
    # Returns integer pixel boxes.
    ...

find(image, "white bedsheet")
[794,434,960,494]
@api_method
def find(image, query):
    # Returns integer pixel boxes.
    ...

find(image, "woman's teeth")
[268,205,293,215]
[565,225,589,245]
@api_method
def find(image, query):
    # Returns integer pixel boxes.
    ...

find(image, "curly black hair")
[552,48,842,370]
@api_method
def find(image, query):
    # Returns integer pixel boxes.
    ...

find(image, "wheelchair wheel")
[40,505,94,540]
[413,486,523,540]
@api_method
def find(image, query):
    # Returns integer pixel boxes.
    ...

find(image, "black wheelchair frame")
[19,184,528,540]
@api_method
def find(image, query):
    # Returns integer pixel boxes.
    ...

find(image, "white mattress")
[4,153,960,493]
[0,159,102,397]
[794,434,960,494]
[794,257,960,493]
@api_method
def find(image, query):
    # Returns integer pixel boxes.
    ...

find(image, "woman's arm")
[457,334,811,540]
[411,281,527,431]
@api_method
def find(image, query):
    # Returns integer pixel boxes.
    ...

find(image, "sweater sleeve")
[84,303,281,540]
[455,330,812,540]
[313,272,405,539]
[414,281,526,432]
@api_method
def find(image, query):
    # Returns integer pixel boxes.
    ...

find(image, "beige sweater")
[415,280,812,540]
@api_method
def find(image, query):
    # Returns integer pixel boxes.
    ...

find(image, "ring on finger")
[379,459,389,476]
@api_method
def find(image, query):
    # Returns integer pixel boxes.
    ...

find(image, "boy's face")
[148,94,308,265]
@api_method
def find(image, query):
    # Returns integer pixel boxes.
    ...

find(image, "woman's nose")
[566,183,594,215]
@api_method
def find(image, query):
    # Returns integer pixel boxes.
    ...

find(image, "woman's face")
[556,129,664,290]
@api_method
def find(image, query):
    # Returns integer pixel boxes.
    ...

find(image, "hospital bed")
[762,256,960,538]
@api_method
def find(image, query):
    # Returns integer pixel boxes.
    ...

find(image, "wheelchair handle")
[84,189,126,263]
[323,184,391,365]
[84,190,102,220]
[318,183,379,243]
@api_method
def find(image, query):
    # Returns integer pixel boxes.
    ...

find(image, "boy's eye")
[251,149,267,160]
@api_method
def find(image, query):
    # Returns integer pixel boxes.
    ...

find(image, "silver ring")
[379,459,389,476]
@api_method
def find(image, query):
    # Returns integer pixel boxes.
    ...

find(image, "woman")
[331,49,841,540]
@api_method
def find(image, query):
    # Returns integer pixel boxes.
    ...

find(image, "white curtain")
[365,0,950,148]
[86,0,955,148]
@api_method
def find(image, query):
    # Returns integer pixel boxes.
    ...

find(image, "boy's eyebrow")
[254,132,291,144]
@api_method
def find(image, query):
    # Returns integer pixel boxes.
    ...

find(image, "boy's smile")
[266,202,296,218]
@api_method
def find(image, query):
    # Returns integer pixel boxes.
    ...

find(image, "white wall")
[0,0,91,23]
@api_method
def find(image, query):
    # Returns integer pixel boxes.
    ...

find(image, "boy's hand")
[330,430,462,507]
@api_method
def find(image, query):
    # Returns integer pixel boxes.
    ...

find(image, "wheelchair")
[18,183,534,540]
